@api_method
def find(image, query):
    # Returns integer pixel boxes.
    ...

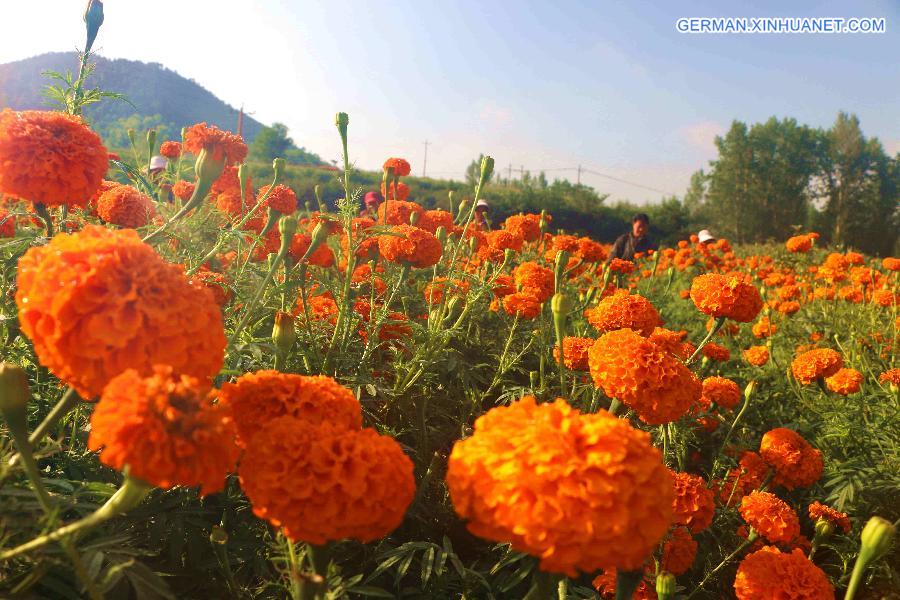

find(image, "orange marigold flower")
[419,209,455,234]
[791,348,843,385]
[751,316,777,338]
[671,471,716,532]
[588,329,701,424]
[513,261,555,302]
[702,342,731,362]
[740,491,800,544]
[0,109,108,207]
[593,569,657,599]
[172,180,195,202]
[759,428,823,490]
[183,122,247,165]
[872,289,897,308]
[785,234,814,253]
[296,293,339,323]
[690,273,763,322]
[553,336,594,371]
[96,184,156,229]
[743,345,770,366]
[88,365,238,495]
[485,229,525,253]
[381,180,410,201]
[576,237,606,262]
[585,290,661,337]
[378,224,442,268]
[423,277,470,305]
[492,274,515,297]
[289,233,335,267]
[734,546,834,600]
[189,269,232,307]
[661,527,698,575]
[808,501,850,534]
[719,451,771,506]
[502,214,543,242]
[15,225,225,398]
[447,397,674,576]
[608,258,636,274]
[383,157,411,176]
[159,140,182,159]
[701,376,741,410]
[648,327,693,360]
[0,207,15,237]
[239,417,414,544]
[257,184,297,215]
[824,367,863,395]
[881,257,900,272]
[878,368,900,386]
[376,199,423,225]
[218,371,361,447]
[502,291,543,319]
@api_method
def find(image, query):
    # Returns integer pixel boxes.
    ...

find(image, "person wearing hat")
[474,199,491,230]
[361,191,383,217]
[147,155,173,202]
[606,213,656,264]
[697,229,716,245]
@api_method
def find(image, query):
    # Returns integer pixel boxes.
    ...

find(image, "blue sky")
[1,0,897,203]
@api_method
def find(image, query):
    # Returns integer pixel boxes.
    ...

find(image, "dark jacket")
[607,232,656,263]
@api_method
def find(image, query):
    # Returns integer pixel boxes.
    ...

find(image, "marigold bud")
[860,516,895,564]
[195,147,225,186]
[272,157,285,179]
[409,211,420,226]
[814,518,834,539]
[238,163,250,195]
[210,525,228,545]
[480,155,495,183]
[83,0,104,53]
[0,363,30,413]
[744,380,757,403]
[146,129,157,154]
[656,572,676,600]
[272,311,297,354]
[278,215,299,241]
[435,226,447,245]
[127,128,137,148]
[458,200,470,219]
[334,112,349,142]
[551,292,572,315]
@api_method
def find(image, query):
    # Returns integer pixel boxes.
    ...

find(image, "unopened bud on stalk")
[272,157,286,181]
[195,148,226,187]
[314,185,327,212]
[409,211,420,226]
[504,248,514,265]
[305,200,315,213]
[238,163,250,194]
[529,371,539,389]
[180,126,187,140]
[859,516,895,564]
[272,311,297,354]
[539,210,549,236]
[0,363,30,414]
[744,380,757,403]
[551,292,573,316]
[479,155,495,183]
[127,128,137,148]
[814,518,834,539]
[457,200,470,219]
[335,112,349,147]
[209,525,228,545]
[146,129,157,155]
[655,572,676,600]
[554,250,569,291]
[83,0,104,53]
[435,226,447,245]
[278,215,299,242]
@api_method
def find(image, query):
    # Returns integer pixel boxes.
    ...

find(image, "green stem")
[7,387,79,469]
[33,202,54,237]
[685,533,756,600]
[687,316,726,365]
[229,233,292,346]
[0,476,151,561]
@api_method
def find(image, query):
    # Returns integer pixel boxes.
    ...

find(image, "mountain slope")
[0,52,264,141]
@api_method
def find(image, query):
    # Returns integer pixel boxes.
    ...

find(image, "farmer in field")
[606,213,656,263]
[698,229,716,245]
[474,199,491,230]
[147,155,173,202]
[361,191,383,217]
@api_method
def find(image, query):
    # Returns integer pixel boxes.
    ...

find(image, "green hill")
[0,51,267,138]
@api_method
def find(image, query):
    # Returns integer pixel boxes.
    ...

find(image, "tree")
[250,123,325,165]
[704,118,818,243]
[816,112,898,255]
[96,113,176,152]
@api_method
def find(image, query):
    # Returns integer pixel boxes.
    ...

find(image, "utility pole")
[577,164,582,186]
[507,163,512,183]
[422,140,429,177]
[237,105,244,137]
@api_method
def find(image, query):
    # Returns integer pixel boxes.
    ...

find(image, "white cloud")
[680,121,725,156]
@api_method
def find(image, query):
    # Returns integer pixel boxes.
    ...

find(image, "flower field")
[1,11,899,600]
